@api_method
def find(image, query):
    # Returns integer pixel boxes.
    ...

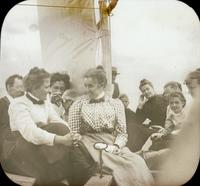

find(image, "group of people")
[0,65,199,186]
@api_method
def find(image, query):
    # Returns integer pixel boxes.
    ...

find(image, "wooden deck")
[5,173,113,186]
[85,175,113,186]
[6,171,159,186]
[5,173,36,186]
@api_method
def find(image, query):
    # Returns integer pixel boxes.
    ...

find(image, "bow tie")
[26,93,44,105]
[89,97,105,104]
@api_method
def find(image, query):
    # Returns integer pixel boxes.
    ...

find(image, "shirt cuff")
[45,133,56,146]
[114,134,127,149]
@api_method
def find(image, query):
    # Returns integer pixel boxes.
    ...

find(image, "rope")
[17,3,101,10]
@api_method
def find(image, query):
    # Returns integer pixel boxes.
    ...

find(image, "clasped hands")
[105,144,121,155]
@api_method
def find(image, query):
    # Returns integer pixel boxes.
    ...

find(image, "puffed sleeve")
[113,99,128,148]
[9,101,55,146]
[68,97,83,134]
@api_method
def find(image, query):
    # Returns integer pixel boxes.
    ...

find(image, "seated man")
[0,74,24,171]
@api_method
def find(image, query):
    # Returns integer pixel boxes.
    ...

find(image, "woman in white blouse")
[8,67,76,185]
[68,68,154,186]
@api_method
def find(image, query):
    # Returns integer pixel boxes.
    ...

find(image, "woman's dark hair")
[169,92,186,107]
[164,81,182,91]
[24,67,50,92]
[84,68,107,88]
[139,79,154,90]
[50,72,70,90]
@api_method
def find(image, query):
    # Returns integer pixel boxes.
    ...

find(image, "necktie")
[26,93,44,105]
[89,97,105,104]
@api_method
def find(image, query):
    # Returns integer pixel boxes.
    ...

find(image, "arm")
[47,101,69,127]
[113,99,128,149]
[135,95,148,124]
[9,101,55,146]
[68,98,82,134]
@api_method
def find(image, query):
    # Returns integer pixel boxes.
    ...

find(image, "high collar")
[27,92,40,101]
[93,91,105,100]
[26,92,44,105]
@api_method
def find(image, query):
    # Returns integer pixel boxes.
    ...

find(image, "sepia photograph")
[0,0,200,185]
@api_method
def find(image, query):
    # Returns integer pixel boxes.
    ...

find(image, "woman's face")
[84,77,103,98]
[51,80,66,95]
[32,78,50,101]
[169,97,184,114]
[186,79,200,98]
[140,84,155,99]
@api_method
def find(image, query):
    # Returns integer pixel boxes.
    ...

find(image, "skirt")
[81,133,154,186]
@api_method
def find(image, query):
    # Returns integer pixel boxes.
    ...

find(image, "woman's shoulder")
[71,95,89,106]
[105,96,123,106]
[10,95,32,109]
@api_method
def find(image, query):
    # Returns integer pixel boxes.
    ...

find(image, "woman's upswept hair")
[84,68,107,88]
[24,67,50,92]
[139,79,154,90]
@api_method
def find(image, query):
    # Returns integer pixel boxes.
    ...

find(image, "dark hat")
[112,67,120,75]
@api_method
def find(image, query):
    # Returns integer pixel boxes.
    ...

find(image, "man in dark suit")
[112,66,120,98]
[0,74,24,172]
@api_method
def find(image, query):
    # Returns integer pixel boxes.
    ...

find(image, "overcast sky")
[1,0,200,109]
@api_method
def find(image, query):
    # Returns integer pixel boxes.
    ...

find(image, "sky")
[1,0,200,110]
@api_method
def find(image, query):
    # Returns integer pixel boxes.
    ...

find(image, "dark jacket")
[0,96,12,161]
[136,94,168,127]
[112,82,120,99]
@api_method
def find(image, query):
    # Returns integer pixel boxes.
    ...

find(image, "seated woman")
[134,79,168,150]
[68,68,154,186]
[138,92,187,169]
[8,67,76,186]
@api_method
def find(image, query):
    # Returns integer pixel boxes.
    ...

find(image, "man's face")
[186,79,200,98]
[8,78,24,98]
[112,72,117,83]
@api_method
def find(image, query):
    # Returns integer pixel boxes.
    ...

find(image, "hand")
[150,133,164,141]
[51,92,63,106]
[71,133,82,146]
[54,134,73,146]
[138,95,148,109]
[105,145,121,155]
[158,128,168,134]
